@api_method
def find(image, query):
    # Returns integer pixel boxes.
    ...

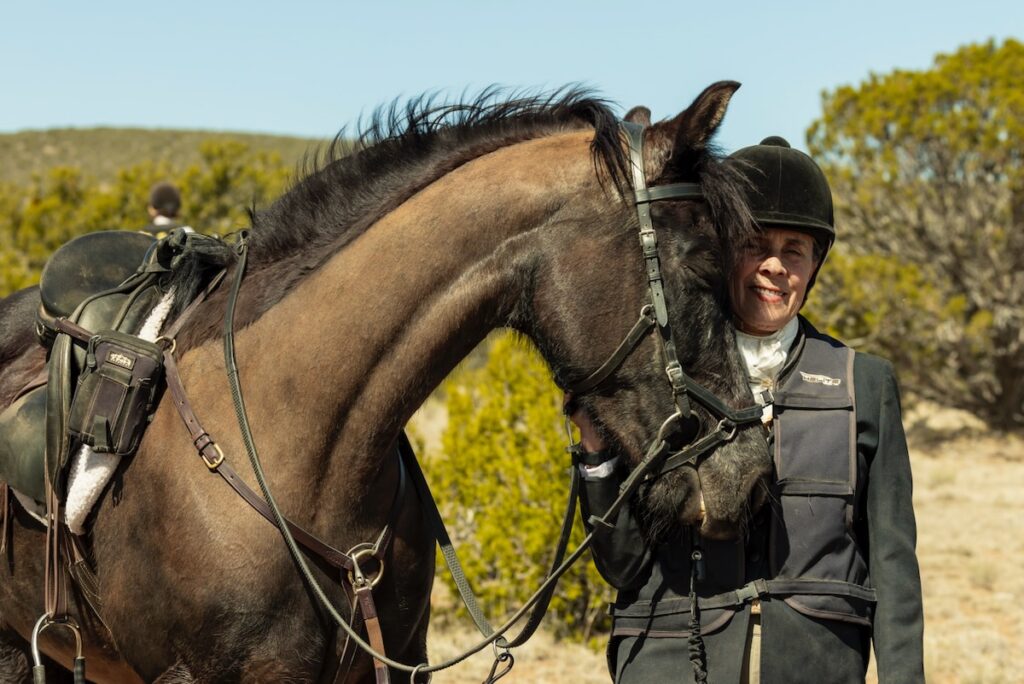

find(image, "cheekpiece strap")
[620,122,689,401]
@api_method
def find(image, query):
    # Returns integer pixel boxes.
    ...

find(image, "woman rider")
[570,137,924,683]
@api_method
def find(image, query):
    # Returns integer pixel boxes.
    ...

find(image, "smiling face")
[729,228,820,335]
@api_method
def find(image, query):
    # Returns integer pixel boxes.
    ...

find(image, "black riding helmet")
[728,136,835,291]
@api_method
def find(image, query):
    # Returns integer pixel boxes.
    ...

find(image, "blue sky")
[1,1,1019,153]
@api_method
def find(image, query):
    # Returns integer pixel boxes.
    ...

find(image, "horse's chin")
[641,467,702,541]
[695,469,770,541]
[640,459,770,542]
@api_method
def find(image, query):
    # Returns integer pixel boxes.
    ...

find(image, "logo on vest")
[799,371,841,386]
[108,352,135,370]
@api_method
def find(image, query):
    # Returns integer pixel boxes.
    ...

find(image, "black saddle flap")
[0,387,47,502]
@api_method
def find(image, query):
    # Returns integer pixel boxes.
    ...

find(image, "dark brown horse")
[0,82,769,682]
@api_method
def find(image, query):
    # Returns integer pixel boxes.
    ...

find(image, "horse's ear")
[645,81,740,178]
[624,106,652,126]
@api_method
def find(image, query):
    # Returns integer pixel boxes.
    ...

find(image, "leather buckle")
[639,230,658,255]
[201,443,225,470]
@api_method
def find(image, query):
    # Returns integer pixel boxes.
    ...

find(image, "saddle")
[0,228,236,682]
[0,229,207,504]
[2,229,408,683]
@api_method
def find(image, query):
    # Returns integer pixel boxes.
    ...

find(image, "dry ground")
[416,407,1024,683]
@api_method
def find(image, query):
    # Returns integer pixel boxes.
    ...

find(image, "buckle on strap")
[347,544,385,589]
[734,579,769,604]
[198,441,225,470]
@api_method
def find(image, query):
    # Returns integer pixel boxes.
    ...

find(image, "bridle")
[564,121,766,480]
[562,120,772,684]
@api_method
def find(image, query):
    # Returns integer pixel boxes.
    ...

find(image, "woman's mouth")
[752,285,785,302]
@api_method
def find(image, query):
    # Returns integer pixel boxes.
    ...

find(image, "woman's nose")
[758,255,786,275]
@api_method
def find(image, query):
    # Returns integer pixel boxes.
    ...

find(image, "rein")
[161,120,768,683]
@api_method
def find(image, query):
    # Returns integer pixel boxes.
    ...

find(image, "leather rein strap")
[146,120,765,682]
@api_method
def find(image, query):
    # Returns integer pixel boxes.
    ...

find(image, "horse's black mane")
[166,87,752,343]
[248,87,628,272]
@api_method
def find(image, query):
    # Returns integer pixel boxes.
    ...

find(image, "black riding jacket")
[581,317,924,683]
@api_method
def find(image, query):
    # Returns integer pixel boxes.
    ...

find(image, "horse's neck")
[193,131,595,516]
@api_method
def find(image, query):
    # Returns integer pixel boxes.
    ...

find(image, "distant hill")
[0,127,327,185]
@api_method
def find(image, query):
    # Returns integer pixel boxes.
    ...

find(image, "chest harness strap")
[159,253,403,684]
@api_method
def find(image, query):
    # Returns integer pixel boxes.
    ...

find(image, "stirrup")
[30,614,85,684]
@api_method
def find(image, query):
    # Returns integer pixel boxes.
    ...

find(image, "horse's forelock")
[647,135,756,284]
[697,149,758,275]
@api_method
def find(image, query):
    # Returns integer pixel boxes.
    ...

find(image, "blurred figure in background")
[141,182,185,239]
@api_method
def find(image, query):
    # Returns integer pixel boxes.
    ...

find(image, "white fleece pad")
[64,289,175,534]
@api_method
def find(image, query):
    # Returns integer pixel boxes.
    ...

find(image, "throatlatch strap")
[569,306,656,395]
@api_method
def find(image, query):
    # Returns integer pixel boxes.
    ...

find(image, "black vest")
[767,325,875,625]
[608,323,876,638]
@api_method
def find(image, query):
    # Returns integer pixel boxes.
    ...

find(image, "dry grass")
[902,432,1024,684]
[417,407,1024,683]
[426,609,610,684]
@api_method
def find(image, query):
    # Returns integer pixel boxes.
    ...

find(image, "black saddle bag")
[59,323,164,456]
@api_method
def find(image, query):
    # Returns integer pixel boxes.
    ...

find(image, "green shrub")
[424,333,613,644]
[0,140,292,298]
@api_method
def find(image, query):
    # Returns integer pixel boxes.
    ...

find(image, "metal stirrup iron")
[31,615,85,684]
